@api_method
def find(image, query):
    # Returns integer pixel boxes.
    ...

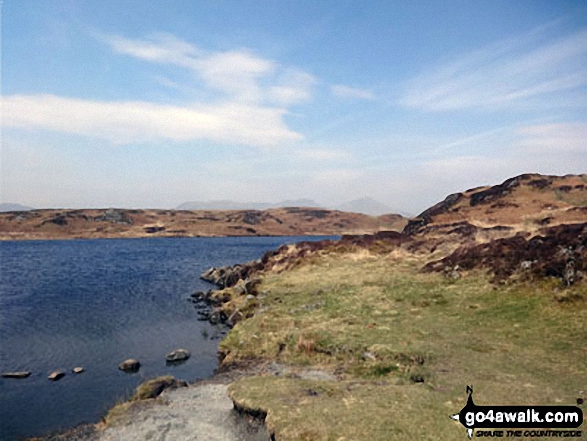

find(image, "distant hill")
[0,207,408,241]
[176,197,405,216]
[176,199,323,211]
[336,197,398,216]
[0,203,34,212]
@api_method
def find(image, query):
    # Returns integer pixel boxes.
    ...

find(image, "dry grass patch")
[220,253,586,439]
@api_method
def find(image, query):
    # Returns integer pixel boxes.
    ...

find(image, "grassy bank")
[220,252,586,440]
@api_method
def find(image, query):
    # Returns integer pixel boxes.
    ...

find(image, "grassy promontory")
[199,174,587,440]
[216,250,585,440]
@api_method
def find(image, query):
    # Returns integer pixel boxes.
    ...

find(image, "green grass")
[221,253,586,440]
[553,187,587,206]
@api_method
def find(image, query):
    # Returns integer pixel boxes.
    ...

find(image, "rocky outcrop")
[468,174,526,206]
[94,209,133,225]
[403,192,463,235]
[423,223,587,286]
[131,376,188,401]
[144,225,165,234]
[201,262,263,289]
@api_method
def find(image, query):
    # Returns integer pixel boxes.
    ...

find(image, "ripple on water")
[0,235,337,440]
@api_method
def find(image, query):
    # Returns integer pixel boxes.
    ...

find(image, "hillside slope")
[404,173,587,237]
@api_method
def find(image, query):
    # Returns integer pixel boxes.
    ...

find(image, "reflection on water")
[0,236,335,440]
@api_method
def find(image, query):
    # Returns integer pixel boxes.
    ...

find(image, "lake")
[0,236,335,440]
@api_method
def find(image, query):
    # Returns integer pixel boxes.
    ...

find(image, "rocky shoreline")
[24,258,277,441]
[29,311,270,441]
[31,376,270,441]
[190,221,587,334]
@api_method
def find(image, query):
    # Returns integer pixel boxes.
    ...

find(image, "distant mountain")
[175,197,409,216]
[335,197,396,216]
[177,200,268,211]
[0,203,34,212]
[278,199,323,208]
[176,199,323,211]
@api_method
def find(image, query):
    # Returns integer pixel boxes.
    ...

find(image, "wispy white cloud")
[401,26,587,111]
[269,69,318,105]
[104,32,202,65]
[330,84,376,100]
[1,94,302,147]
[101,33,316,105]
[516,122,587,153]
[1,32,321,147]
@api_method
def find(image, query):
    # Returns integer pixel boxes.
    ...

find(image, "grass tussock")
[221,253,587,440]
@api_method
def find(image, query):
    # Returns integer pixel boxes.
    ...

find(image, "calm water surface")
[0,236,335,440]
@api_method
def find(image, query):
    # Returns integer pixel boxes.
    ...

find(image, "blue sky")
[1,0,586,213]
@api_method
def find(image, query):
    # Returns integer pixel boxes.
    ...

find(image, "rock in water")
[48,371,65,381]
[2,371,31,379]
[119,359,141,372]
[166,349,191,363]
[72,367,84,374]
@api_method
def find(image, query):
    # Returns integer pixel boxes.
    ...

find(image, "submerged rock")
[119,359,141,372]
[48,371,65,381]
[2,371,31,379]
[166,349,191,363]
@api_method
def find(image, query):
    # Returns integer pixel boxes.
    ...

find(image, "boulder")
[48,371,65,381]
[132,376,188,401]
[244,278,262,295]
[166,349,191,363]
[2,371,31,379]
[119,359,141,372]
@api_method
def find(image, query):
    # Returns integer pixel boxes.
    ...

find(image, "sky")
[1,0,587,214]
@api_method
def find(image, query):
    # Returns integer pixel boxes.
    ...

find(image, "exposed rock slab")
[98,383,268,441]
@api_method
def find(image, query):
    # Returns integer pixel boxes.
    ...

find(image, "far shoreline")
[0,207,408,243]
[0,232,344,242]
